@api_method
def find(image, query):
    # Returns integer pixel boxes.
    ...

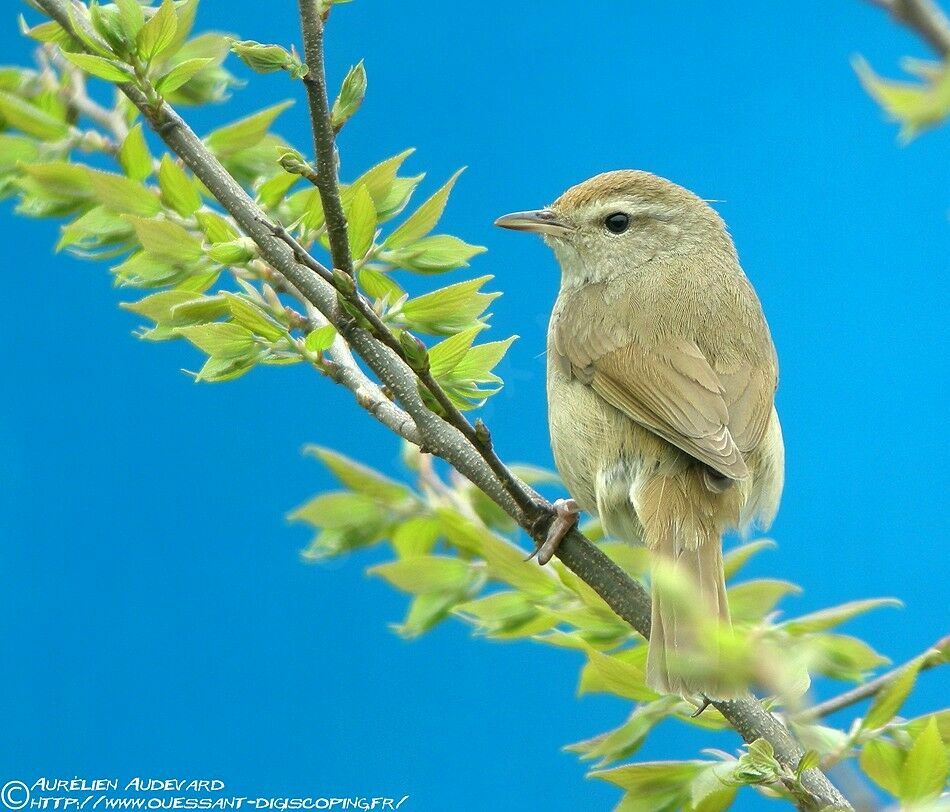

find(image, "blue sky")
[1,2,948,810]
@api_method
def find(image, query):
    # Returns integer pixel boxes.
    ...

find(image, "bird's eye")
[604,212,629,234]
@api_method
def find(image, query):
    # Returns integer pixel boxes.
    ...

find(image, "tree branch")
[34,2,852,808]
[293,0,540,523]
[295,0,353,277]
[866,0,950,56]
[797,634,949,722]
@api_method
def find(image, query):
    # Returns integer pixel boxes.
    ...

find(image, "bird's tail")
[635,469,738,699]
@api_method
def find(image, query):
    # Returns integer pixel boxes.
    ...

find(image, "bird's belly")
[547,369,635,515]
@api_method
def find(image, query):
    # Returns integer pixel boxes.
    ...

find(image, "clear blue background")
[1,2,947,810]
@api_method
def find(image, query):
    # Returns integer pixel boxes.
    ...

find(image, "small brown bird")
[496,171,784,698]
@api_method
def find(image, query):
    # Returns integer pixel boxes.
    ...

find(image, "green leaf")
[125,216,202,262]
[394,591,464,639]
[796,750,820,779]
[451,336,517,381]
[345,183,376,260]
[62,52,134,83]
[205,101,294,158]
[358,267,405,304]
[306,446,411,503]
[230,40,306,79]
[591,760,705,795]
[383,234,486,274]
[862,659,922,731]
[114,0,146,41]
[0,134,38,173]
[370,556,474,595]
[155,57,214,94]
[385,169,462,248]
[567,697,681,768]
[57,205,133,253]
[454,591,541,635]
[88,169,160,216]
[258,167,300,211]
[0,91,69,139]
[398,276,499,335]
[808,633,890,682]
[860,738,904,796]
[722,538,775,580]
[427,326,483,376]
[436,508,557,598]
[224,293,288,341]
[376,174,424,221]
[391,516,441,559]
[196,211,239,243]
[580,646,657,702]
[175,322,257,358]
[351,149,414,210]
[121,289,206,325]
[855,57,950,141]
[782,598,902,635]
[19,17,78,48]
[304,324,336,354]
[206,238,257,265]
[727,578,801,623]
[118,124,153,181]
[137,0,178,62]
[900,718,948,803]
[330,60,366,131]
[158,155,201,216]
[194,354,258,383]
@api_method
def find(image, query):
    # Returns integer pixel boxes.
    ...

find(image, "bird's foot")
[690,695,713,718]
[528,498,579,566]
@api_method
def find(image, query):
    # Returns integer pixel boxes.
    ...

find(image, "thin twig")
[34,3,853,809]
[295,0,353,277]
[865,0,950,55]
[797,635,949,722]
[292,1,541,524]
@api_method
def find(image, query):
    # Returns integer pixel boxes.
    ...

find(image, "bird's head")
[495,170,731,287]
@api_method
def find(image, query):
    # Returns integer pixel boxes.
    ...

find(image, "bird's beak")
[494,208,573,237]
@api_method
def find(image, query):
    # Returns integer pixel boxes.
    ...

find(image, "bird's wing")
[554,304,776,479]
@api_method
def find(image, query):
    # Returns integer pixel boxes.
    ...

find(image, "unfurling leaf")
[206,238,258,265]
[137,0,178,62]
[88,169,161,216]
[306,446,411,503]
[176,321,257,358]
[0,91,70,140]
[861,659,922,731]
[370,556,474,595]
[899,718,948,803]
[381,234,486,274]
[855,56,950,141]
[385,169,462,248]
[345,183,376,260]
[860,738,904,796]
[330,60,366,131]
[304,325,336,354]
[62,52,134,83]
[125,215,203,262]
[230,40,307,79]
[155,57,214,95]
[782,597,902,635]
[158,155,201,216]
[205,101,294,158]
[396,276,499,335]
[118,124,153,181]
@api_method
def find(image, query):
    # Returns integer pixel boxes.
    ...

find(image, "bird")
[495,170,784,698]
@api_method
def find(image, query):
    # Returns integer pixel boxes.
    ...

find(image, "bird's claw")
[528,498,579,566]
[691,695,712,718]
